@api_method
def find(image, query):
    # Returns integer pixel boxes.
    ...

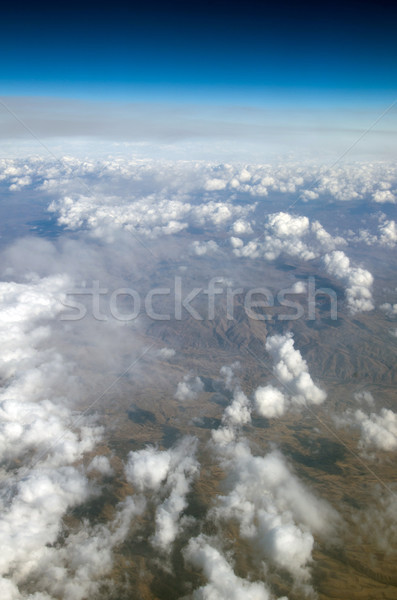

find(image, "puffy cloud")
[335,393,397,452]
[211,442,338,581]
[232,219,253,235]
[19,495,146,600]
[212,385,251,446]
[354,390,375,407]
[289,280,307,294]
[220,362,240,390]
[190,240,219,256]
[208,367,337,587]
[157,346,176,359]
[2,156,397,209]
[354,408,397,451]
[125,437,200,551]
[87,455,114,477]
[344,408,397,452]
[185,535,275,600]
[254,385,287,419]
[350,217,397,249]
[380,302,397,317]
[0,272,144,599]
[125,446,172,492]
[323,250,374,313]
[175,374,204,401]
[373,190,396,204]
[378,219,397,247]
[232,211,345,263]
[264,333,326,408]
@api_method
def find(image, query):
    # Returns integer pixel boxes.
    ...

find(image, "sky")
[0,0,396,160]
[1,0,396,102]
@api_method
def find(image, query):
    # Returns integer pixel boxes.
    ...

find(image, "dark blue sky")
[1,0,396,104]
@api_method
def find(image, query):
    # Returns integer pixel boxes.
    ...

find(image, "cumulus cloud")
[264,333,326,408]
[185,535,276,600]
[220,362,241,390]
[254,385,287,419]
[323,250,374,313]
[207,361,337,588]
[175,374,204,401]
[157,346,176,359]
[289,280,307,294]
[0,273,114,598]
[378,218,397,247]
[354,390,375,407]
[190,240,219,256]
[337,407,397,453]
[380,302,397,317]
[211,441,338,581]
[373,190,396,204]
[349,216,397,249]
[87,455,114,477]
[232,212,346,262]
[125,437,200,551]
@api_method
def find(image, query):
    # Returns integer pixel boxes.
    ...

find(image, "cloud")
[254,385,287,418]
[323,250,374,313]
[87,455,114,477]
[378,219,397,247]
[211,441,338,582]
[232,219,253,235]
[190,240,219,256]
[264,333,326,408]
[125,437,200,551]
[349,216,397,249]
[232,212,346,262]
[207,364,337,589]
[0,273,113,598]
[175,374,204,401]
[185,535,276,600]
[354,390,375,407]
[380,302,397,317]
[335,392,397,453]
[220,362,241,390]
[342,408,397,453]
[354,408,397,451]
[373,190,396,204]
[157,347,176,359]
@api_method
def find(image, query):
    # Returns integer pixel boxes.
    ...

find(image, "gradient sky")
[1,0,396,102]
[1,0,396,161]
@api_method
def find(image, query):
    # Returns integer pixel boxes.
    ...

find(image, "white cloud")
[354,408,397,451]
[354,390,375,407]
[125,437,200,551]
[254,385,287,418]
[380,302,397,317]
[175,375,204,401]
[264,333,326,408]
[190,240,219,256]
[232,219,253,235]
[185,535,275,600]
[157,347,176,359]
[378,219,397,247]
[211,442,338,581]
[87,455,114,477]
[323,250,374,313]
[232,212,345,268]
[373,190,396,204]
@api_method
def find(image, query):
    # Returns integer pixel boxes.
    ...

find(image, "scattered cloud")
[125,437,200,551]
[185,535,276,600]
[323,250,374,313]
[175,375,205,401]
